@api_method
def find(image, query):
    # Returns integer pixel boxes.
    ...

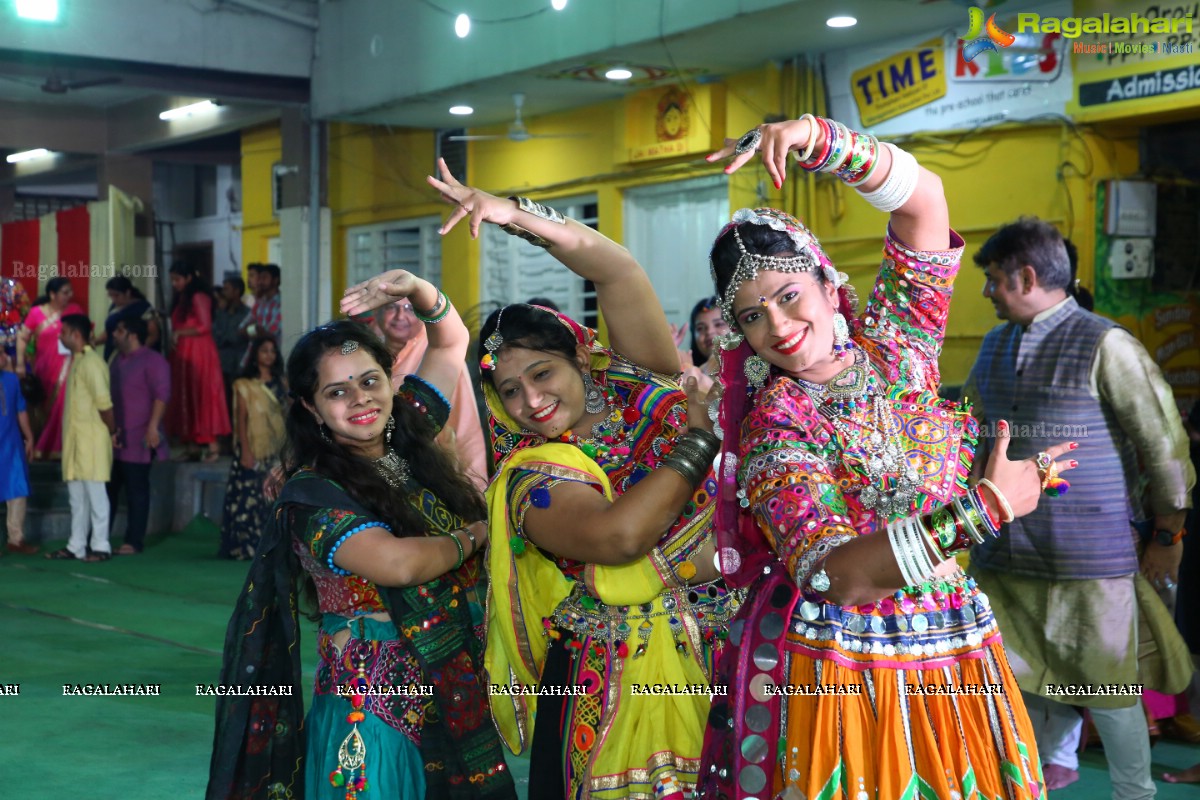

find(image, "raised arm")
[426,159,679,375]
[710,116,949,252]
[341,269,470,404]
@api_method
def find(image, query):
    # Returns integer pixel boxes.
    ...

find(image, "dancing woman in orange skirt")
[697,116,1075,800]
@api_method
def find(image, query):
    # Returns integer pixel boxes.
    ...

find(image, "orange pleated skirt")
[779,641,1043,800]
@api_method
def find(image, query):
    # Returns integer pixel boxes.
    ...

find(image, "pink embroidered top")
[737,227,995,669]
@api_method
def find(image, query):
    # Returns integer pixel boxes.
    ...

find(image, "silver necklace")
[829,394,921,516]
[374,452,411,488]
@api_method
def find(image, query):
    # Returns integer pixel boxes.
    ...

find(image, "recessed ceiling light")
[159,100,218,121]
[15,0,58,22]
[605,67,633,81]
[455,13,470,37]
[551,0,568,9]
[449,105,473,115]
[826,16,857,27]
[6,148,51,163]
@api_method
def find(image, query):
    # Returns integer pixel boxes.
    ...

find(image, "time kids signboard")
[827,0,1074,135]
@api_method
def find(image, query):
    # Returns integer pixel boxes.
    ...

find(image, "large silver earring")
[319,424,332,444]
[385,416,395,444]
[744,354,769,388]
[832,312,850,359]
[582,371,607,414]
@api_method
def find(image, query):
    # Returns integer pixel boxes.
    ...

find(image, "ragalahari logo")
[962,7,1016,62]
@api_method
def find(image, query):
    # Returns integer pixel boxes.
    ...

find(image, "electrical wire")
[414,0,551,25]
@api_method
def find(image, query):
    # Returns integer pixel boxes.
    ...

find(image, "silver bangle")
[463,524,479,555]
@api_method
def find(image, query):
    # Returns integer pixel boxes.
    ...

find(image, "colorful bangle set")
[794,116,882,188]
[887,483,1009,586]
[413,290,450,324]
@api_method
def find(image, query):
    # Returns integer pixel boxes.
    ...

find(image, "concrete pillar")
[276,108,330,352]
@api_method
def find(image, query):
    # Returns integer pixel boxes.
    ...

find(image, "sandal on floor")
[84,551,112,562]
[45,548,80,560]
[115,544,142,556]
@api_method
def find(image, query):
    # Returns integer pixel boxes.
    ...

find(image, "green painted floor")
[1,521,1196,799]
[0,518,531,799]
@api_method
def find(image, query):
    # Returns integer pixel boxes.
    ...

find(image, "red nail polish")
[1069,442,1078,450]
[1070,460,1078,468]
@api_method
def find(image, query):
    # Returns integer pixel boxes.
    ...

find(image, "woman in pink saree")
[16,277,83,459]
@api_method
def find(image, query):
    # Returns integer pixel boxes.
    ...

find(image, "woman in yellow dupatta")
[425,161,741,800]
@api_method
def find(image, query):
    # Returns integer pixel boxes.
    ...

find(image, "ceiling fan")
[448,92,587,142]
[41,72,122,94]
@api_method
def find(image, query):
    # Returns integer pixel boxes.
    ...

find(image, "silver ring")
[1164,579,1177,590]
[1034,452,1053,470]
[734,128,762,155]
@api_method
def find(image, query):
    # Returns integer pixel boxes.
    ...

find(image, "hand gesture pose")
[340,269,420,318]
[426,158,518,238]
[980,420,1079,521]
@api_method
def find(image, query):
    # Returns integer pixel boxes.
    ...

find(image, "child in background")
[0,350,36,554]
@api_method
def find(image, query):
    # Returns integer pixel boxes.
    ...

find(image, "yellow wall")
[240,124,282,273]
[238,63,1147,388]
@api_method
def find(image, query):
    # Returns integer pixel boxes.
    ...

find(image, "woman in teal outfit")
[208,270,515,800]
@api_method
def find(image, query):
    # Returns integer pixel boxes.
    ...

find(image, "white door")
[623,175,729,330]
[479,196,599,329]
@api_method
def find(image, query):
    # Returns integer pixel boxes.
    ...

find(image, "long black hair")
[240,335,284,382]
[284,320,486,534]
[476,304,577,388]
[169,261,209,319]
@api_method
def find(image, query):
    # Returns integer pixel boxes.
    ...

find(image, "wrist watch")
[1154,527,1184,546]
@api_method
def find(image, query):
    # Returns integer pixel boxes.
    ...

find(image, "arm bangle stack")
[447,529,465,570]
[887,515,937,587]
[661,429,720,488]
[855,143,919,212]
[413,291,451,324]
[500,196,567,250]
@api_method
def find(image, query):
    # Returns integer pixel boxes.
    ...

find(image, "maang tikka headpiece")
[480,306,507,371]
[709,208,848,350]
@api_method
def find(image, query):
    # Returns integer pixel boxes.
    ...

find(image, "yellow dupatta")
[484,442,685,755]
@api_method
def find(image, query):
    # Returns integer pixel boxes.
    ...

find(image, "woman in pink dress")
[16,277,84,459]
[167,262,230,461]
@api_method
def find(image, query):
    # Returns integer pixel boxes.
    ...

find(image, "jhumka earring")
[480,307,506,371]
[582,371,607,414]
[832,312,850,359]
[320,424,332,444]
[744,354,769,388]
[384,416,395,444]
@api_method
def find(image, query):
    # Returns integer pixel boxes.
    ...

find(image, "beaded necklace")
[557,385,635,461]
[795,347,921,517]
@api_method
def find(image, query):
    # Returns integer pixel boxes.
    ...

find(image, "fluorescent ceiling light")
[551,0,568,10]
[159,100,218,121]
[449,105,473,115]
[826,16,857,27]
[455,13,470,37]
[7,148,51,163]
[15,0,58,21]
[605,67,633,81]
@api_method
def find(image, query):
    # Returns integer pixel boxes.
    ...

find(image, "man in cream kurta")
[52,314,116,561]
[374,298,488,489]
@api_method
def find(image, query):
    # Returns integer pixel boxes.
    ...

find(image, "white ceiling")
[0,0,976,176]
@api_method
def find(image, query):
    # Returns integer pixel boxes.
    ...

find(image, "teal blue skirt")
[304,616,426,800]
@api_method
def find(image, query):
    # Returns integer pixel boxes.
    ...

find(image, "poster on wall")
[1068,0,1200,121]
[827,0,1074,136]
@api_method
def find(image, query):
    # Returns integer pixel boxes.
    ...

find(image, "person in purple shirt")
[108,316,170,555]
